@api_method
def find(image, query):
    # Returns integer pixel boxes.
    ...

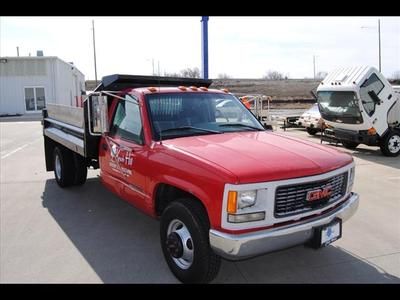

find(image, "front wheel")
[160,198,221,283]
[380,131,400,157]
[306,127,318,135]
[341,140,359,149]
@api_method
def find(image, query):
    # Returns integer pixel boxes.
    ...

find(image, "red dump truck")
[42,75,359,283]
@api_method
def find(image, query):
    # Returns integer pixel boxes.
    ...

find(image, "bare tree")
[284,73,290,80]
[263,70,284,80]
[217,73,231,79]
[180,67,200,78]
[316,71,328,80]
[163,71,181,77]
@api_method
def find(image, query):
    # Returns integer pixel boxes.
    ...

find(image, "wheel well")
[154,184,207,218]
[44,136,56,171]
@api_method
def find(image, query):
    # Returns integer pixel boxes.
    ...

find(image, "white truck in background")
[317,66,400,157]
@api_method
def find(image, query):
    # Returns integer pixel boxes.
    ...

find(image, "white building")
[0,56,85,116]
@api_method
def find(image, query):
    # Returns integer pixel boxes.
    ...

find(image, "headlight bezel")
[348,166,355,193]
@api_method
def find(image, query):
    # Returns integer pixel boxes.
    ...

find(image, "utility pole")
[16,46,19,57]
[158,60,160,76]
[152,58,155,75]
[361,19,382,72]
[92,20,98,86]
[313,55,316,79]
[378,19,381,72]
[201,16,209,79]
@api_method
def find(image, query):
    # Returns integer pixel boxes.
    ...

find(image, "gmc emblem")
[306,186,333,202]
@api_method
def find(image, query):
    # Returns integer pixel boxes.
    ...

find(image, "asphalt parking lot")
[1,120,399,283]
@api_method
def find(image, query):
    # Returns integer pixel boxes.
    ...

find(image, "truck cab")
[317,66,400,156]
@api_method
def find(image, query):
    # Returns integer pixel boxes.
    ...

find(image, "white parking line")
[1,144,29,159]
[1,138,41,159]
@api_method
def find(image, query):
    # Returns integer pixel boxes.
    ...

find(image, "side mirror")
[368,90,382,105]
[88,95,109,135]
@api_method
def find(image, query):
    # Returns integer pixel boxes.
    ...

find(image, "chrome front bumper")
[209,192,359,260]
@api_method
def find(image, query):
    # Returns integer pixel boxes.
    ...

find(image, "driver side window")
[360,73,384,116]
[110,95,143,144]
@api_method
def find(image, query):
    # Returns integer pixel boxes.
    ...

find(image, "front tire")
[341,140,359,149]
[306,127,318,135]
[160,198,221,283]
[380,131,400,157]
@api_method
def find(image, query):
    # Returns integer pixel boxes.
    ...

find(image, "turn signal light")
[367,127,377,136]
[227,191,237,214]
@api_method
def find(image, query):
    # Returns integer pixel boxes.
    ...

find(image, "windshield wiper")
[159,126,222,135]
[218,123,264,131]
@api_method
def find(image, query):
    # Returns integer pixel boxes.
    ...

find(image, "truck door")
[99,95,148,203]
[359,72,393,135]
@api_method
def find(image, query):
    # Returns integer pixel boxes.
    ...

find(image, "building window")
[24,87,46,112]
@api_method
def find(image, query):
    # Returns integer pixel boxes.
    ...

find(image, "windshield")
[146,92,264,140]
[317,91,363,124]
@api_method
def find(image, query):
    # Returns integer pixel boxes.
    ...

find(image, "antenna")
[92,20,98,86]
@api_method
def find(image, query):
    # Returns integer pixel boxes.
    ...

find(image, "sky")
[1,16,399,80]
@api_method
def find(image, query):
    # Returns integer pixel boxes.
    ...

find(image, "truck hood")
[163,131,352,184]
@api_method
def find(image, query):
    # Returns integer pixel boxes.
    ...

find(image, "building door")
[24,87,46,112]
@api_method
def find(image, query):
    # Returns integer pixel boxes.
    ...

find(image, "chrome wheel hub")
[388,135,400,153]
[166,219,194,269]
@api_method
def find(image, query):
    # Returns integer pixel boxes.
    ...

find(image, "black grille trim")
[274,172,348,218]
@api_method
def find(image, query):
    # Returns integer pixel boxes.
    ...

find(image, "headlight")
[226,190,265,223]
[238,190,257,209]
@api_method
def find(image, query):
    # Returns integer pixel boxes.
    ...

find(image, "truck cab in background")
[317,66,400,156]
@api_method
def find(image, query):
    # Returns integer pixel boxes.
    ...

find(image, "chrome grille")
[274,172,348,218]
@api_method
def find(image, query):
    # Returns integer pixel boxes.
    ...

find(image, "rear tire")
[306,127,318,135]
[341,140,359,149]
[160,198,221,283]
[53,147,75,187]
[380,131,400,157]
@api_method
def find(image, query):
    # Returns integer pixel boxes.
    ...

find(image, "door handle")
[102,143,108,151]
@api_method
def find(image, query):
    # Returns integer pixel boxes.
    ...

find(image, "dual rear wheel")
[53,146,87,187]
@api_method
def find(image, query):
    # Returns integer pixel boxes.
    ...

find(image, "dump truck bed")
[43,103,86,157]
